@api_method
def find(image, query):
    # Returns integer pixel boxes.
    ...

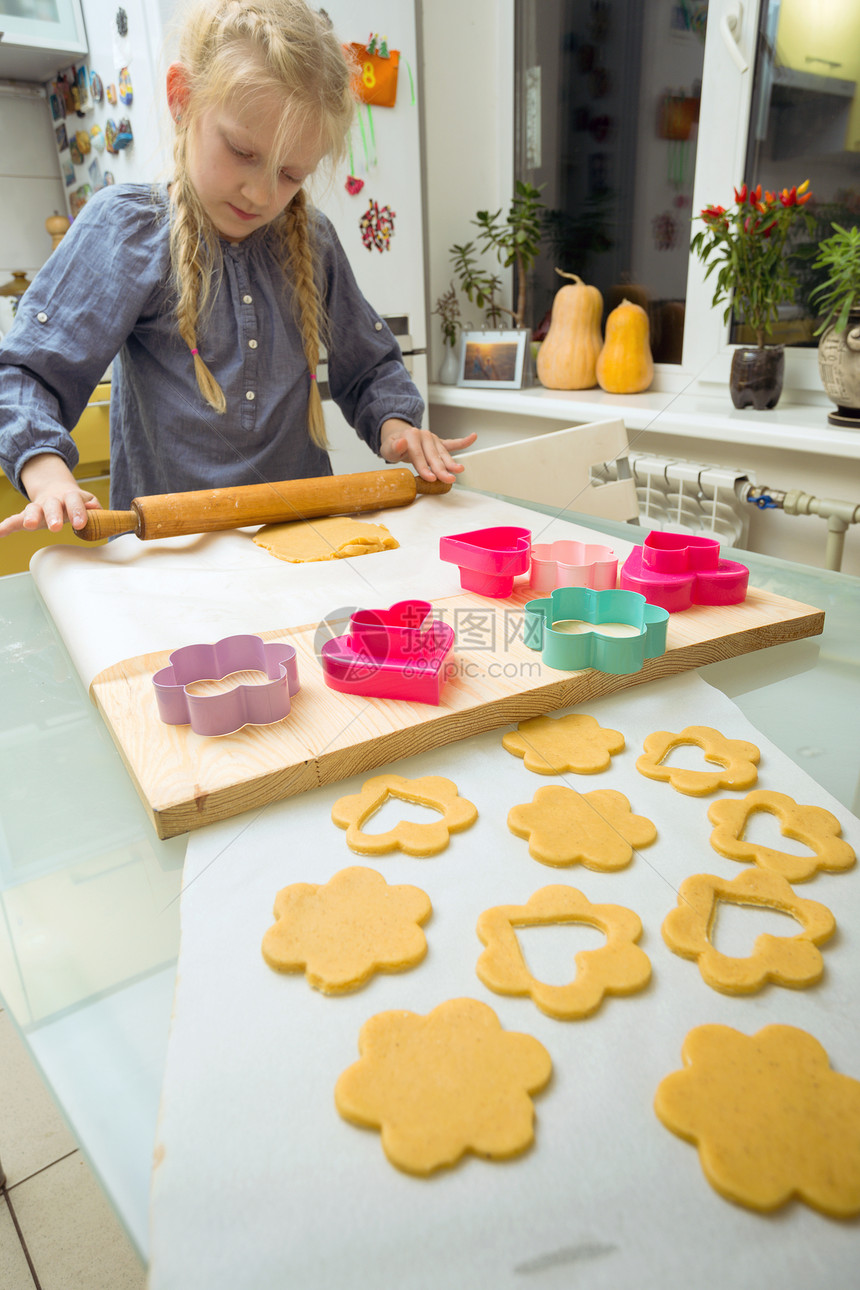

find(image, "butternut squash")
[536,270,603,390]
[596,299,654,394]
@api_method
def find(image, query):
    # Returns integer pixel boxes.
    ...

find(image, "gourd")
[536,270,603,390]
[596,299,654,394]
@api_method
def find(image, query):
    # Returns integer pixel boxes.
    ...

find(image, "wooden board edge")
[143,603,823,839]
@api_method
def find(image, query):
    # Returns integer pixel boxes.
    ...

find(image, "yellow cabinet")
[0,382,111,577]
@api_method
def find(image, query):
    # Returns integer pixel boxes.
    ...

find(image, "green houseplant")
[810,223,860,428]
[691,180,814,409]
[449,181,546,330]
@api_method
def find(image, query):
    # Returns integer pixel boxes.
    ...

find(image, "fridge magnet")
[69,184,93,218]
[90,70,104,103]
[75,129,92,156]
[88,158,104,191]
[90,125,106,153]
[75,66,91,110]
[58,73,75,115]
[345,175,365,195]
[105,119,119,154]
[360,200,395,252]
[70,137,83,166]
[103,171,116,185]
[119,67,133,106]
[49,90,64,121]
[347,38,400,107]
[62,158,76,187]
[457,329,529,390]
[115,119,134,149]
[55,123,69,152]
[107,83,117,105]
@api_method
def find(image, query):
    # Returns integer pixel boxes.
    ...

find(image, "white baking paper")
[148,672,860,1290]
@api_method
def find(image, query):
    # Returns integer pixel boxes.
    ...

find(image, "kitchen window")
[515,0,860,397]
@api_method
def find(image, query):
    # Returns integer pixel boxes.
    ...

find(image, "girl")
[0,0,475,538]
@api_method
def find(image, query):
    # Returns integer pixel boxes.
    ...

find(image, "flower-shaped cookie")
[508,786,657,870]
[654,1024,860,1215]
[331,774,478,856]
[261,867,432,993]
[502,713,625,776]
[477,886,651,1019]
[708,789,856,883]
[335,998,553,1175]
[661,869,836,994]
[637,725,760,795]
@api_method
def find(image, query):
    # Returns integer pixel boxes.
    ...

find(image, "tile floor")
[0,1008,145,1290]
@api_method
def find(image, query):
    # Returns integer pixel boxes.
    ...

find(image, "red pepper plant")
[691,181,814,349]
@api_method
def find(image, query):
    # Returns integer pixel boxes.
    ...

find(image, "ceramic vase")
[729,344,785,411]
[817,312,860,428]
[438,345,459,386]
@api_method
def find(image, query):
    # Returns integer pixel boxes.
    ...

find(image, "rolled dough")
[253,516,399,563]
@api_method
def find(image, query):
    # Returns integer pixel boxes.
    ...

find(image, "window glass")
[515,0,708,364]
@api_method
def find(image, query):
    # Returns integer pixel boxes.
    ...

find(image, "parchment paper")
[148,671,860,1290]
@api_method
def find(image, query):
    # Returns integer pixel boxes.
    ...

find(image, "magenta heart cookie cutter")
[620,531,749,613]
[320,599,455,705]
[439,526,532,597]
[152,634,300,736]
[529,539,618,594]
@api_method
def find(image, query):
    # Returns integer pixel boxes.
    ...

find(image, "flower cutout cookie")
[508,786,657,870]
[502,713,625,776]
[477,886,651,1019]
[654,1024,860,1216]
[331,774,478,856]
[708,789,856,883]
[662,869,836,994]
[637,725,760,795]
[261,866,432,994]
[335,998,552,1175]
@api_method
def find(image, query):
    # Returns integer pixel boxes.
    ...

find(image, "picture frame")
[456,328,529,390]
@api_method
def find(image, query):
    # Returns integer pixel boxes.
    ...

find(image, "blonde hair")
[169,0,355,446]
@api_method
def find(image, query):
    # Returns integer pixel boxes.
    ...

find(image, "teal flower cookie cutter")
[524,586,669,674]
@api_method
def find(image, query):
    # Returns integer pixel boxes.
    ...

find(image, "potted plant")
[810,223,860,428]
[449,181,546,330]
[691,181,814,410]
[431,282,463,384]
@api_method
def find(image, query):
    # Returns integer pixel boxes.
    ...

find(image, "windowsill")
[428,383,860,460]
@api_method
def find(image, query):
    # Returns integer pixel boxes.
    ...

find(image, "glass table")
[0,504,858,1258]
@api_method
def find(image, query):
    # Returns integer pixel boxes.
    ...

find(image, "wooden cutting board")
[88,582,824,839]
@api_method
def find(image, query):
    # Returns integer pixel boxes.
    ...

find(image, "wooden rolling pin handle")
[77,509,139,541]
[415,477,454,495]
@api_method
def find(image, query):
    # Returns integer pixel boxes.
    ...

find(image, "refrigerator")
[44,0,429,470]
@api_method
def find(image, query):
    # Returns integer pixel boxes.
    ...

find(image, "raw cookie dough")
[654,1024,860,1215]
[661,868,836,994]
[253,515,399,562]
[261,866,432,994]
[334,997,553,1175]
[502,712,625,775]
[708,789,856,883]
[332,774,478,856]
[476,885,651,1019]
[636,725,760,796]
[508,785,657,870]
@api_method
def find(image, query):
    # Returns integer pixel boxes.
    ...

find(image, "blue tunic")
[0,184,424,508]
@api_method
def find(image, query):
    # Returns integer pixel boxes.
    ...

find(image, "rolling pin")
[76,468,451,542]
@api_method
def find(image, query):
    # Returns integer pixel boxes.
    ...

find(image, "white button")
[245,390,255,401]
[374,321,383,331]
[37,312,48,323]
[248,339,258,349]
[243,294,253,304]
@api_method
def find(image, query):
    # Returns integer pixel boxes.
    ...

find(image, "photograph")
[456,328,528,389]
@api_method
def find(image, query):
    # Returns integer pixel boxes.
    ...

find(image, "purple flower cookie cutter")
[152,634,300,736]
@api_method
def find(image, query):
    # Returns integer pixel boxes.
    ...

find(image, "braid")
[283,188,328,448]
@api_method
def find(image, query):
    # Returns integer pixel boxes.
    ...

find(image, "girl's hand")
[379,418,477,484]
[0,454,101,537]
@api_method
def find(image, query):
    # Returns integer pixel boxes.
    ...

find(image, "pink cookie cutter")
[529,540,618,594]
[152,634,300,736]
[320,599,455,705]
[620,531,749,613]
[439,526,531,597]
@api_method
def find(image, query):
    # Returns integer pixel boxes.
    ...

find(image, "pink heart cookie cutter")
[439,526,532,597]
[320,599,455,705]
[620,531,749,612]
[152,634,300,736]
